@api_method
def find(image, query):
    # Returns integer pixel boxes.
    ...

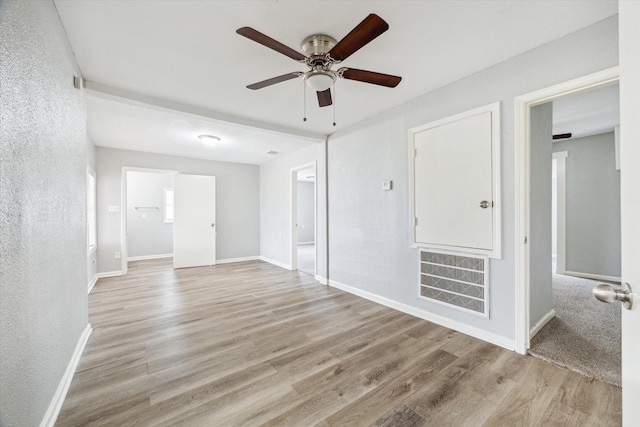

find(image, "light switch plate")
[383,180,393,191]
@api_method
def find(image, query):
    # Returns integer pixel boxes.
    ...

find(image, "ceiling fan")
[236,14,402,109]
[553,133,572,140]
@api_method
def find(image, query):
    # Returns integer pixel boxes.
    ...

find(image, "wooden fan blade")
[553,133,572,140]
[339,68,401,87]
[328,14,389,61]
[317,89,332,107]
[237,27,306,61]
[247,73,300,90]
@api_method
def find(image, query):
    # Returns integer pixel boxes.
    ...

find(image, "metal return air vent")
[419,250,489,317]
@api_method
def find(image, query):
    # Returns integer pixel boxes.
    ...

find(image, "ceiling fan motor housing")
[301,34,337,59]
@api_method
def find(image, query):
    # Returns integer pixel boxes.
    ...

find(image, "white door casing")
[619,1,640,424]
[552,151,568,275]
[173,174,216,269]
[120,166,177,275]
[514,66,619,354]
[290,161,317,272]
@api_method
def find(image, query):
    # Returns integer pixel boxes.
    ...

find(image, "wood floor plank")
[55,258,621,426]
[372,404,427,427]
[325,349,458,426]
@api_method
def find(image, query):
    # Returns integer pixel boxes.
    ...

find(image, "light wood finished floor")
[56,259,621,426]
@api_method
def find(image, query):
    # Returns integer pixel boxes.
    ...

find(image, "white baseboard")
[216,256,259,264]
[529,309,555,339]
[126,254,172,261]
[315,275,327,285]
[40,323,92,427]
[87,274,98,294]
[328,279,516,351]
[259,256,292,270]
[562,270,621,283]
[96,271,122,279]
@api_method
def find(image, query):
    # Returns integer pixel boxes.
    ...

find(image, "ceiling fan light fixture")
[304,71,335,92]
[198,134,221,146]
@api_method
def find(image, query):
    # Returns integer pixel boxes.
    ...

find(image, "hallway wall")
[0,1,89,425]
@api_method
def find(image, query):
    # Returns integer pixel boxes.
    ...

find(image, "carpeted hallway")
[529,273,621,386]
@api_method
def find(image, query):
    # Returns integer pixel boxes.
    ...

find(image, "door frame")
[514,66,619,354]
[552,151,568,275]
[120,166,177,275]
[290,161,317,272]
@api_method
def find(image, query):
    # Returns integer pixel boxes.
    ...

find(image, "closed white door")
[173,174,216,269]
[414,111,494,251]
[620,1,640,423]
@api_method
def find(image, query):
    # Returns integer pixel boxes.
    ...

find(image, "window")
[87,168,97,253]
[164,187,174,223]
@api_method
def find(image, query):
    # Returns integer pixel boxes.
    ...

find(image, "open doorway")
[121,167,176,273]
[521,79,622,386]
[291,162,316,276]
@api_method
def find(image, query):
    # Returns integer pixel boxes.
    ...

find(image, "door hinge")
[415,217,418,226]
[524,236,528,244]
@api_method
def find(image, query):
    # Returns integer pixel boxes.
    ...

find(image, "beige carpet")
[529,273,621,387]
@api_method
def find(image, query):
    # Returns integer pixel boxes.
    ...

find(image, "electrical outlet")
[114,251,121,259]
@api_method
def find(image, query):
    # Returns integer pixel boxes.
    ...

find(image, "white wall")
[260,143,326,279]
[529,103,554,329]
[96,147,259,273]
[297,180,315,244]
[327,16,618,346]
[0,1,89,425]
[126,171,174,258]
[553,132,621,278]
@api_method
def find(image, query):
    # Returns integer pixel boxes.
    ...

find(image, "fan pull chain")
[303,80,307,122]
[332,83,336,126]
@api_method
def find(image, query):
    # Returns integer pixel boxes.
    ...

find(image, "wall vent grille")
[419,250,489,317]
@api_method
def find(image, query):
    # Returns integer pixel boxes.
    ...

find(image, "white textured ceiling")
[54,0,617,164]
[553,83,619,140]
[86,93,320,164]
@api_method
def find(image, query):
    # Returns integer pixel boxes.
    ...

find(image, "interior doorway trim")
[290,161,317,273]
[120,166,177,275]
[553,151,568,275]
[514,66,619,354]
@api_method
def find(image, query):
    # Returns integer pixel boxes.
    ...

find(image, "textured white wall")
[260,143,326,278]
[0,1,89,426]
[327,16,618,343]
[96,147,259,272]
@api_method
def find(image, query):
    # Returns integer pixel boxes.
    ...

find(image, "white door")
[413,110,494,251]
[619,2,640,423]
[173,174,216,269]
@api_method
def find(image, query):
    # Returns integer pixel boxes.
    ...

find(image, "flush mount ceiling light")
[198,135,221,146]
[304,69,336,92]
